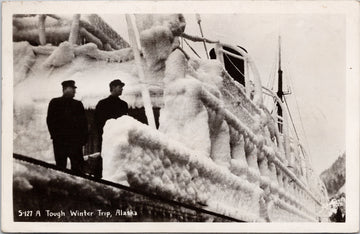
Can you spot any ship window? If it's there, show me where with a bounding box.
[209,46,247,86]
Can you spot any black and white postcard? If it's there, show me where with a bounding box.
[2,0,359,232]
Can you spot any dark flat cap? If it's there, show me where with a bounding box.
[61,80,77,88]
[109,79,125,88]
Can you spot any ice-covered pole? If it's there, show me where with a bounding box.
[68,14,81,45]
[38,14,46,45]
[125,14,156,129]
[196,14,209,59]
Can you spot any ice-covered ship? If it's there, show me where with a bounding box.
[13,14,328,222]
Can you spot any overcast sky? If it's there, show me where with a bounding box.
[101,14,345,174]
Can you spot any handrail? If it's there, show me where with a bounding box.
[125,122,315,221]
[199,87,321,206]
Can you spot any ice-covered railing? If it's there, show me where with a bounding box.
[182,31,323,199]
[102,116,266,222]
[182,32,296,178]
[101,80,322,221]
[102,112,319,221]
[198,85,322,221]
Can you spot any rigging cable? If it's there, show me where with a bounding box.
[283,96,301,143]
[265,52,278,108]
[266,46,278,91]
[182,38,201,59]
[223,52,245,78]
[286,60,313,161]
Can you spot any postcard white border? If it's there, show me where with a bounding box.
[2,0,359,232]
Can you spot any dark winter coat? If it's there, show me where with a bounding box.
[46,96,88,145]
[95,95,128,137]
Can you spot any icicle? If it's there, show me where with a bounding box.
[125,14,156,129]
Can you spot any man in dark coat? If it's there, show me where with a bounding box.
[95,79,128,151]
[46,80,88,173]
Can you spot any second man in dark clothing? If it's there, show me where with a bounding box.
[95,79,129,151]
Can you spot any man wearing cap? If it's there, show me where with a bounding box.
[46,80,88,173]
[95,79,128,151]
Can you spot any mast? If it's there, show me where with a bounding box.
[276,35,284,133]
[196,14,209,59]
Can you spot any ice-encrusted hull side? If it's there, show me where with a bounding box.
[13,156,238,222]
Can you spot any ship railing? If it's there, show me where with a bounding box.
[181,33,323,210]
[103,84,322,221]
[103,114,317,221]
[198,86,322,220]
[182,33,291,173]
[103,117,267,222]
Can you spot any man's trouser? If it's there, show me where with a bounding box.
[53,140,84,173]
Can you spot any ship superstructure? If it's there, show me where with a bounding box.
[12,14,328,222]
